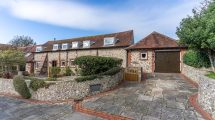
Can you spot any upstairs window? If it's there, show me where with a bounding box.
[35,46,43,52]
[72,42,79,48]
[62,43,69,50]
[53,44,59,50]
[104,37,115,46]
[83,40,91,48]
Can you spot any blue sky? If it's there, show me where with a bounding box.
[0,0,202,44]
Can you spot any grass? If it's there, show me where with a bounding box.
[206,71,215,79]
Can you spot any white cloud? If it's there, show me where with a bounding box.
[0,0,202,41]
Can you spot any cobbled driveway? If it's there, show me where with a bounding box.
[83,73,204,120]
[0,96,103,120]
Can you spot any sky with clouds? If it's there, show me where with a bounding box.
[0,0,203,44]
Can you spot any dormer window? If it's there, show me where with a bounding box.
[35,46,43,52]
[104,37,116,46]
[72,42,79,48]
[53,44,59,50]
[83,40,91,48]
[62,43,69,50]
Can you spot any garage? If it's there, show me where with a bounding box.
[155,50,180,73]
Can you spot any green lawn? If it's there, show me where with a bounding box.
[206,71,215,79]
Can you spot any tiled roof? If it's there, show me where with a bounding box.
[0,44,16,50]
[39,30,134,52]
[127,31,183,50]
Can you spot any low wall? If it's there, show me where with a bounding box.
[0,71,123,101]
[0,78,19,95]
[182,64,215,118]
[198,76,215,118]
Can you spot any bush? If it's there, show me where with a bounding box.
[13,75,31,99]
[74,56,122,76]
[183,50,210,68]
[61,67,73,76]
[99,67,122,76]
[50,67,61,78]
[29,79,46,91]
[75,75,98,82]
[2,72,13,79]
[206,71,215,79]
[46,77,57,81]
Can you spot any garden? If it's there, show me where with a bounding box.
[0,54,123,100]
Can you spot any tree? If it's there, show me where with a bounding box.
[9,35,36,47]
[0,50,25,72]
[176,0,215,72]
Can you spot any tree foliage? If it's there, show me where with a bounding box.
[0,50,25,72]
[9,35,36,47]
[176,0,215,71]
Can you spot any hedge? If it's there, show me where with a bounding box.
[74,56,122,76]
[183,50,210,68]
[13,75,31,99]
[99,67,122,76]
[75,75,98,82]
[29,79,46,91]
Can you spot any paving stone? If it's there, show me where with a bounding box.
[166,101,185,110]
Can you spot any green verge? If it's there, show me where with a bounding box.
[206,71,215,79]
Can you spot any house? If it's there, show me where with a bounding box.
[127,31,186,73]
[33,30,134,75]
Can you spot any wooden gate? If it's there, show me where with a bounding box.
[124,67,141,82]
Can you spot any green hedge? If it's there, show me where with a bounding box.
[99,67,122,76]
[74,56,122,76]
[183,50,210,68]
[29,79,46,91]
[13,75,31,99]
[50,67,61,78]
[75,75,98,82]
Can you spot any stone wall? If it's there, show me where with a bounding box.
[198,75,215,118]
[181,64,215,118]
[32,71,123,101]
[0,71,123,101]
[0,78,18,95]
[129,50,153,73]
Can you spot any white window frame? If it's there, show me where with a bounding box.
[53,44,59,50]
[35,62,40,69]
[62,43,69,50]
[61,60,66,67]
[83,40,91,48]
[70,59,75,67]
[140,51,148,60]
[104,37,115,46]
[36,46,42,52]
[72,42,79,48]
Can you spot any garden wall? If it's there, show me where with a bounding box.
[182,64,215,118]
[0,78,19,95]
[0,71,123,101]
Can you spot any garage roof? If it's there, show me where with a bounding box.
[127,31,184,50]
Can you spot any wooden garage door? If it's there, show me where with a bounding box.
[155,51,180,73]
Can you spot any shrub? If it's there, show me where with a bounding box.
[2,72,13,79]
[61,67,73,76]
[46,77,57,81]
[13,75,31,99]
[75,75,98,82]
[183,50,210,68]
[206,71,215,79]
[74,56,122,76]
[99,67,122,76]
[50,67,61,78]
[29,79,46,91]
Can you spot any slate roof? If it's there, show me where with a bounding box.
[39,30,134,52]
[127,31,184,50]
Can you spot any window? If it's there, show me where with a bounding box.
[62,43,69,50]
[53,44,59,50]
[83,40,91,48]
[72,42,79,48]
[52,60,57,67]
[36,46,43,52]
[70,59,75,67]
[104,37,115,46]
[140,52,148,60]
[61,60,66,67]
[35,62,40,69]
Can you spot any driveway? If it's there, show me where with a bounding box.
[0,96,103,120]
[82,73,204,120]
